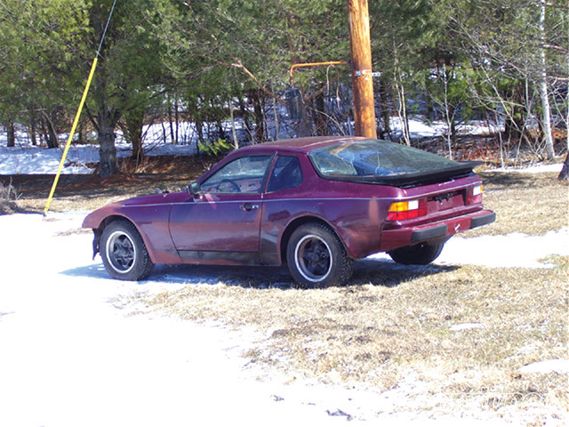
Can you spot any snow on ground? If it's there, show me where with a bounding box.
[0,117,507,175]
[0,141,198,175]
[489,163,564,174]
[0,212,567,426]
[0,121,205,175]
[390,117,502,139]
[369,228,569,268]
[0,213,374,427]
[0,213,567,426]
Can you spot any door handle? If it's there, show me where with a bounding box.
[241,202,259,212]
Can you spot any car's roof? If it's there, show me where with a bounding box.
[236,136,370,154]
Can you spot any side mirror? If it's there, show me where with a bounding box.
[188,181,201,196]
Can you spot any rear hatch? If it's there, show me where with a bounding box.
[308,139,483,223]
[308,138,479,188]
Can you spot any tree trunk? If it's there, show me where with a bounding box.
[6,121,15,147]
[174,97,180,145]
[98,111,118,177]
[78,119,84,145]
[539,0,555,160]
[230,103,239,149]
[29,110,38,146]
[40,117,49,146]
[293,89,313,137]
[558,153,569,180]
[504,103,525,142]
[442,63,453,159]
[195,117,204,144]
[314,91,328,136]
[393,43,410,145]
[168,97,175,144]
[273,95,280,140]
[297,100,313,137]
[379,79,392,139]
[217,119,225,140]
[124,109,145,163]
[250,89,265,143]
[40,111,59,148]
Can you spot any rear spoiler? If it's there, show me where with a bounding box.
[322,161,482,188]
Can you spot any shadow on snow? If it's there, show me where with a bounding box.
[61,257,459,290]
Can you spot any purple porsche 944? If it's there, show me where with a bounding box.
[83,137,495,286]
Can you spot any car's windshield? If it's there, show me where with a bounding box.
[308,139,460,178]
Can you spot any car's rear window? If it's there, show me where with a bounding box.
[308,139,460,178]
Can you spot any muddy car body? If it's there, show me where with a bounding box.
[83,137,495,286]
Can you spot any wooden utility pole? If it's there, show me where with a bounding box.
[347,0,377,138]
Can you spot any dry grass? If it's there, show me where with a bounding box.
[0,181,21,215]
[136,169,568,423]
[472,171,569,236]
[144,258,568,422]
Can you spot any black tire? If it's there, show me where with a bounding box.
[286,223,353,287]
[100,220,154,281]
[388,241,445,265]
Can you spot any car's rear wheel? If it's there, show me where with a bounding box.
[286,223,352,287]
[100,220,153,281]
[388,241,445,265]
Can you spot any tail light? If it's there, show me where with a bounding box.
[387,199,427,221]
[467,184,483,205]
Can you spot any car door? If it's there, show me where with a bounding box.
[169,155,273,262]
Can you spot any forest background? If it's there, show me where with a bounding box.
[0,0,567,176]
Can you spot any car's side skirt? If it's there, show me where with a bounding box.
[178,250,260,266]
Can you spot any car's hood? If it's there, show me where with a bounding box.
[82,191,189,229]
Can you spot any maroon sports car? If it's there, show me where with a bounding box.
[83,137,495,286]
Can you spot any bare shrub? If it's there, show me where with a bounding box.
[0,181,20,215]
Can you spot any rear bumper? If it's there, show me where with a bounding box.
[380,210,495,251]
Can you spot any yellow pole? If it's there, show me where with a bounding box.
[43,57,98,215]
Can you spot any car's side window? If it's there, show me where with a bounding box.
[267,156,303,193]
[201,155,272,194]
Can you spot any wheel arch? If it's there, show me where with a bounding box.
[279,215,349,264]
[93,215,157,263]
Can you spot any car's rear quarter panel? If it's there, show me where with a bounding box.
[261,153,486,263]
[260,154,402,263]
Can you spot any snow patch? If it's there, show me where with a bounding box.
[439,229,569,268]
[520,360,569,375]
[0,141,197,175]
[490,163,563,174]
[390,117,502,139]
[450,323,485,331]
[368,228,568,269]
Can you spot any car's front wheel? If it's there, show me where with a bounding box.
[100,220,154,281]
[286,223,353,287]
[388,241,445,265]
